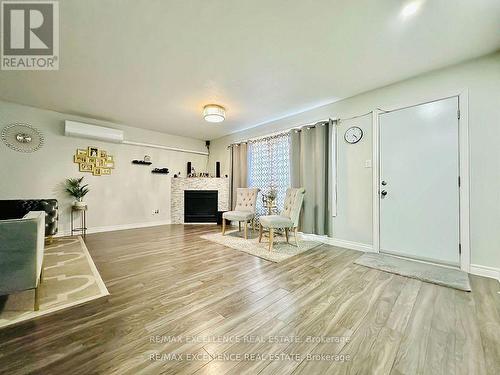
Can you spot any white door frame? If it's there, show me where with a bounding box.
[372,90,470,272]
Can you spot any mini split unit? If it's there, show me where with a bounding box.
[63,120,208,156]
[64,120,124,143]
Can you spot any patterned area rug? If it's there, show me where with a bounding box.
[0,236,109,329]
[355,253,471,291]
[201,230,322,262]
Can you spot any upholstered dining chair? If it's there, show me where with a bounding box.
[222,188,260,239]
[259,188,305,251]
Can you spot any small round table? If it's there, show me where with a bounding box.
[71,205,88,238]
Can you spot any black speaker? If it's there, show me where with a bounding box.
[187,162,191,175]
[216,161,221,178]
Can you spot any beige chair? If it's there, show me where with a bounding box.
[259,188,305,251]
[222,188,260,239]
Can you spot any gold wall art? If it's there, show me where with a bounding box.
[73,147,114,176]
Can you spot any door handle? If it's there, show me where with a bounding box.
[381,180,387,186]
[381,190,388,197]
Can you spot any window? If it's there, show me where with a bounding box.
[248,133,291,218]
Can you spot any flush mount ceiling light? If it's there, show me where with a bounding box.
[401,0,423,19]
[203,104,226,123]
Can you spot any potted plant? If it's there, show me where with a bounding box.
[262,188,277,214]
[65,176,90,208]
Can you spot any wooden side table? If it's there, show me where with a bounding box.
[71,205,88,238]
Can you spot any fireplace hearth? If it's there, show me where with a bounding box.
[184,190,218,223]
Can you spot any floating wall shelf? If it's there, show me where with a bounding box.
[132,160,152,165]
[152,168,169,174]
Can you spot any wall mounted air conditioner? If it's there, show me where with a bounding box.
[64,120,124,143]
[64,120,208,155]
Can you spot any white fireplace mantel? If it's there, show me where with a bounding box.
[171,178,230,224]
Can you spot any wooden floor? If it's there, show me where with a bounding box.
[0,225,498,375]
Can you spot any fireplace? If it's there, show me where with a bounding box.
[171,178,229,224]
[184,190,218,223]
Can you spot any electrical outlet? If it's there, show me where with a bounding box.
[152,209,160,215]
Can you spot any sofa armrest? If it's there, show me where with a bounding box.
[23,211,46,282]
[0,211,45,294]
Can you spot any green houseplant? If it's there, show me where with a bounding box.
[65,177,90,208]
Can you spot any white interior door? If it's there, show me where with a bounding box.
[379,97,460,266]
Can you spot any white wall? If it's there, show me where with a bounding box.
[208,52,500,270]
[334,114,373,246]
[0,101,208,234]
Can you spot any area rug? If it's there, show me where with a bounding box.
[0,236,109,329]
[200,230,322,262]
[354,253,471,291]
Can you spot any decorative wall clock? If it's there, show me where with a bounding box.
[1,123,44,152]
[344,126,363,144]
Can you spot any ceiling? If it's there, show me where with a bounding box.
[0,0,499,140]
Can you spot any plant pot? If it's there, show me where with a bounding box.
[73,201,86,208]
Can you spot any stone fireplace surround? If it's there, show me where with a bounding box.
[171,178,230,224]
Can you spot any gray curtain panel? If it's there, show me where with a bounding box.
[230,143,248,209]
[290,121,331,235]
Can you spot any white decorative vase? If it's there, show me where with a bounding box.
[73,200,86,208]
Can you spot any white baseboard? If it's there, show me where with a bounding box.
[56,220,171,237]
[470,264,500,281]
[299,233,374,253]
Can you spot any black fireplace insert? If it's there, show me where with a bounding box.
[184,190,218,223]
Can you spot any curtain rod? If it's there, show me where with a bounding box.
[227,118,331,148]
[337,110,374,123]
[228,110,374,147]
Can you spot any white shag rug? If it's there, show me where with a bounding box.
[200,230,321,262]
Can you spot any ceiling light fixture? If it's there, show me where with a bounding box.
[401,1,422,19]
[203,104,226,123]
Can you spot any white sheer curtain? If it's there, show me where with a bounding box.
[247,133,291,218]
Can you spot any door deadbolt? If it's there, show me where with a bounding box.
[381,180,387,186]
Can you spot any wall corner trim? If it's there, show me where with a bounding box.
[469,264,500,282]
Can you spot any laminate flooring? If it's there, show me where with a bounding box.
[0,225,498,375]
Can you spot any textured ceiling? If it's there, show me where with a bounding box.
[0,0,499,139]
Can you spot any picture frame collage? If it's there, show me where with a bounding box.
[73,147,115,176]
